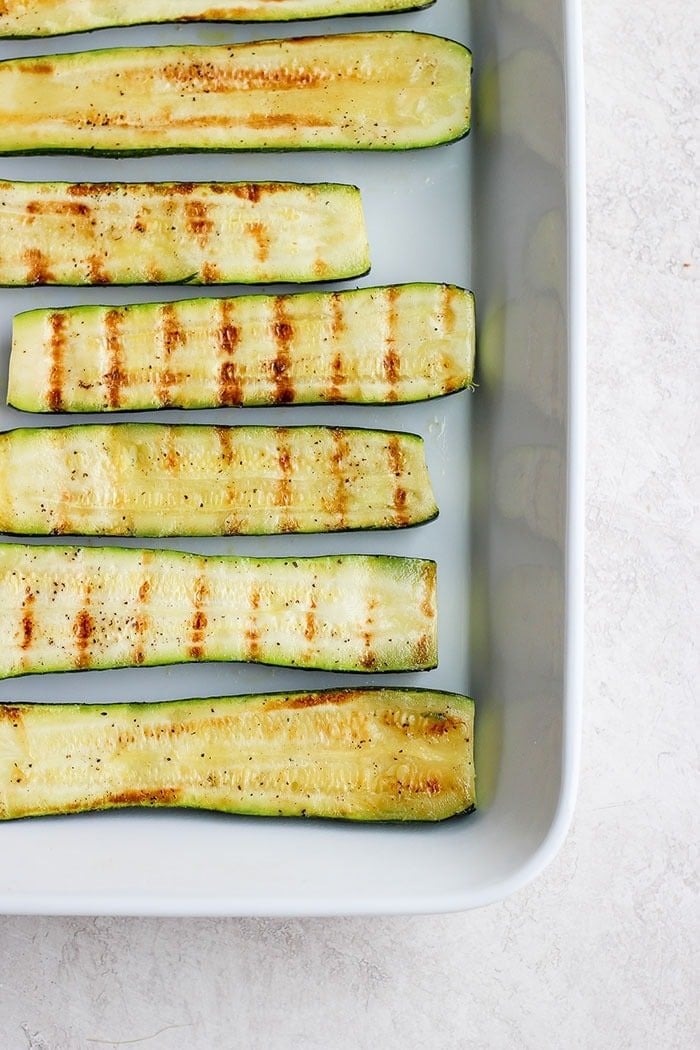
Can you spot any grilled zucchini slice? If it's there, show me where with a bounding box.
[0,0,437,37]
[0,544,437,679]
[0,180,369,287]
[0,423,438,536]
[0,34,471,155]
[8,284,474,412]
[0,689,475,822]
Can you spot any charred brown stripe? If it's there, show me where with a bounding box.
[246,220,270,263]
[413,634,431,667]
[201,262,221,282]
[383,287,401,401]
[439,284,459,386]
[188,574,210,660]
[161,62,328,92]
[184,199,214,244]
[304,595,318,645]
[360,596,378,670]
[47,311,66,411]
[325,293,347,400]
[327,428,351,526]
[387,435,409,525]
[282,690,355,710]
[73,585,94,669]
[163,428,181,473]
[101,788,182,809]
[24,247,55,286]
[245,585,261,660]
[26,200,90,217]
[157,304,185,406]
[271,297,294,403]
[19,587,35,652]
[103,309,126,409]
[132,577,151,666]
[87,254,110,284]
[218,299,243,405]
[276,432,295,530]
[440,284,457,335]
[419,562,436,620]
[216,426,234,466]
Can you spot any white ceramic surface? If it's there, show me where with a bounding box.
[0,0,585,914]
[0,0,697,1045]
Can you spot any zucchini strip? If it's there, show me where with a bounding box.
[0,180,369,286]
[0,544,437,678]
[0,689,475,822]
[8,284,474,412]
[0,34,471,154]
[0,423,438,536]
[0,0,437,38]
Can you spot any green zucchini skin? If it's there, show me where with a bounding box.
[8,284,474,412]
[0,689,475,822]
[0,1,437,38]
[0,34,471,155]
[0,423,438,536]
[0,180,370,287]
[0,544,437,679]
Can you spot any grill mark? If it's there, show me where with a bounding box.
[439,284,458,334]
[73,585,94,670]
[284,690,354,710]
[304,604,317,644]
[103,788,181,809]
[24,248,55,285]
[245,586,261,660]
[163,429,180,473]
[360,596,378,670]
[157,304,185,405]
[387,436,409,526]
[276,432,295,530]
[325,293,347,400]
[83,113,334,132]
[132,578,151,666]
[184,199,214,244]
[22,61,53,75]
[162,63,327,91]
[271,297,295,403]
[383,287,401,401]
[216,426,234,467]
[26,201,90,217]
[328,428,351,526]
[19,588,35,652]
[201,262,220,282]
[188,574,210,660]
[47,312,67,411]
[103,309,126,409]
[232,184,261,202]
[0,705,24,725]
[218,299,243,405]
[87,254,110,284]
[246,220,270,263]
[420,563,436,621]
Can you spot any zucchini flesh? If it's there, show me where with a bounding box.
[0,34,471,154]
[0,180,369,286]
[0,544,437,678]
[0,689,475,822]
[0,423,438,536]
[9,284,474,412]
[0,1,436,37]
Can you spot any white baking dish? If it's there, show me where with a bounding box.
[0,0,584,915]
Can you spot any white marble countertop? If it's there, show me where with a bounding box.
[0,2,697,1047]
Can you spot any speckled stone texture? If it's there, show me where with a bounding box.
[0,1,697,1047]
